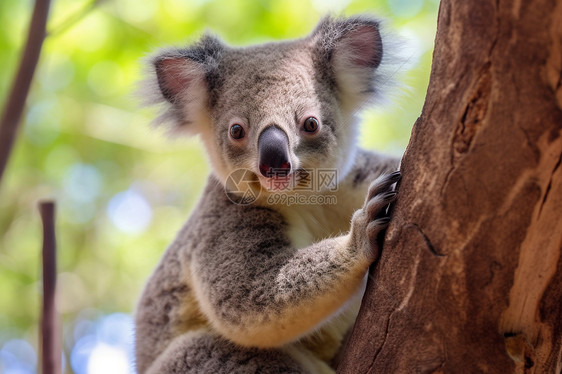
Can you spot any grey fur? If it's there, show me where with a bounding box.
[148,332,306,374]
[136,15,401,374]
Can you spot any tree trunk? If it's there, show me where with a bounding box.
[338,1,562,373]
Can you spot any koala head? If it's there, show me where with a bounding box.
[146,16,386,195]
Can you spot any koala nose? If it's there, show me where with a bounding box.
[258,126,291,178]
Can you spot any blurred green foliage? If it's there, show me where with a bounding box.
[0,0,438,372]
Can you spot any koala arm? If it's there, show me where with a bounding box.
[189,174,398,348]
[192,234,363,348]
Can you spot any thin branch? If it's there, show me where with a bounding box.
[48,0,104,37]
[0,0,51,188]
[39,201,60,374]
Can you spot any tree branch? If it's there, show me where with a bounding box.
[48,0,103,37]
[0,0,51,187]
[39,201,60,374]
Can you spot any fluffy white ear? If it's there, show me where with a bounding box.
[145,35,224,134]
[312,16,384,110]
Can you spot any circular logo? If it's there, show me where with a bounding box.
[224,168,262,205]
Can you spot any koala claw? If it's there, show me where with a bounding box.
[366,171,401,201]
[352,171,401,261]
[367,217,391,247]
[366,191,397,219]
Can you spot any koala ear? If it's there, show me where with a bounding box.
[312,16,384,109]
[145,34,224,133]
[154,57,204,104]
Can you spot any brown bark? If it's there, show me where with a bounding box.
[338,1,562,373]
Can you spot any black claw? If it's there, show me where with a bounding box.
[387,171,401,183]
[382,191,397,200]
[376,217,391,224]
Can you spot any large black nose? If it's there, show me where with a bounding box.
[258,126,291,178]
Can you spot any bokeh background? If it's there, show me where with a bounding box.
[0,0,439,372]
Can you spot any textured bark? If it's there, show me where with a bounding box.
[338,1,562,373]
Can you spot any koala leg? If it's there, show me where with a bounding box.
[145,330,311,374]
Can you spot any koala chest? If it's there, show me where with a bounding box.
[279,188,365,248]
[274,188,368,363]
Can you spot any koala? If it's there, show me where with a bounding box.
[135,15,401,374]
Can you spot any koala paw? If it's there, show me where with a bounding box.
[351,171,401,261]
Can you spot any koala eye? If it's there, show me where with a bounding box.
[303,117,319,133]
[230,124,245,140]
